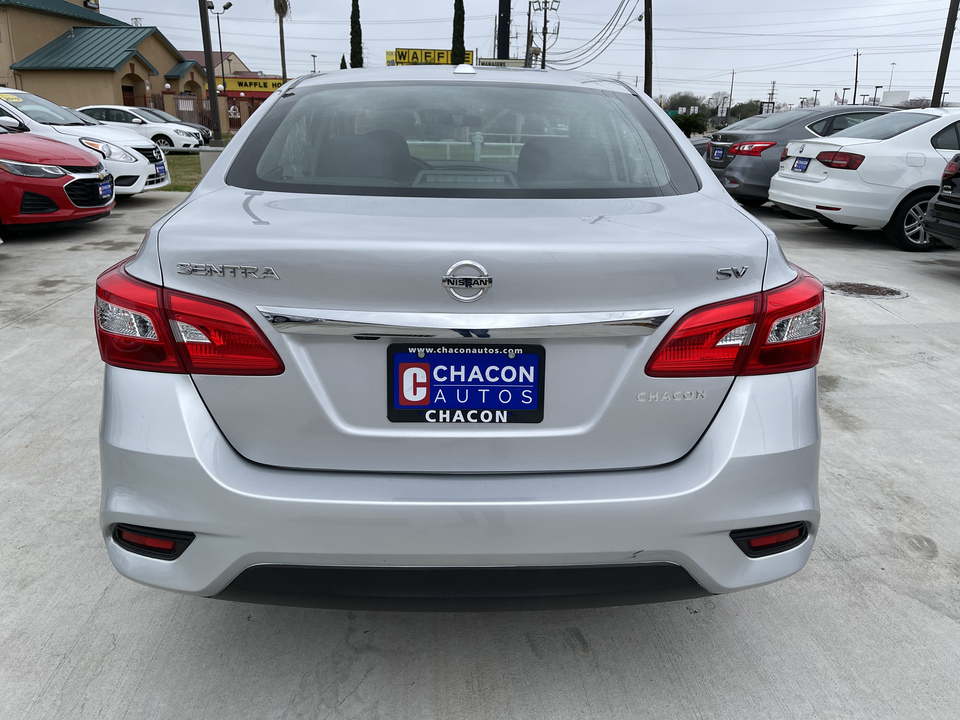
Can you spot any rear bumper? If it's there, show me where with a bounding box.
[215,563,709,611]
[769,174,897,227]
[100,365,821,606]
[710,155,779,200]
[923,199,960,249]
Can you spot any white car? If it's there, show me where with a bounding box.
[77,105,202,150]
[769,108,960,251]
[0,90,170,195]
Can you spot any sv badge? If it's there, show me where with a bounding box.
[716,266,749,280]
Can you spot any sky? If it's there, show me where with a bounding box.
[99,0,960,106]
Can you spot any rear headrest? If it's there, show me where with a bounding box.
[517,136,614,187]
[315,130,412,181]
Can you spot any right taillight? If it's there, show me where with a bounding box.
[646,268,824,378]
[95,260,284,375]
[816,151,865,170]
[942,160,959,180]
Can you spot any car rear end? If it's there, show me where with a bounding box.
[96,68,823,610]
[923,153,960,248]
[770,137,897,226]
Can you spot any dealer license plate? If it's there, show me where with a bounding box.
[155,161,166,176]
[712,147,724,161]
[98,180,113,199]
[388,343,545,423]
[792,157,810,173]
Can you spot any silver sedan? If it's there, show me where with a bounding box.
[94,66,825,610]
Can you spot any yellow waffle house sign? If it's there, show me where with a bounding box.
[387,49,474,66]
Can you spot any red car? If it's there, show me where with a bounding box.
[0,126,114,228]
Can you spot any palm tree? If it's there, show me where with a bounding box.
[274,0,290,82]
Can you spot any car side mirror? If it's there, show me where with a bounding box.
[0,116,25,131]
[133,117,145,124]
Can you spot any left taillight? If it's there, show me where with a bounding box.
[646,268,824,378]
[95,260,284,375]
[729,141,777,157]
[816,151,865,170]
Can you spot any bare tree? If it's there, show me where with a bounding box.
[274,0,290,82]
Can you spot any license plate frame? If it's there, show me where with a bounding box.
[387,343,545,423]
[792,157,810,173]
[155,161,166,176]
[98,180,113,199]
[712,147,724,161]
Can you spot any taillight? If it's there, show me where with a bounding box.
[816,151,865,170]
[780,147,789,162]
[942,160,959,180]
[706,140,712,154]
[729,141,777,157]
[95,260,284,375]
[646,268,824,378]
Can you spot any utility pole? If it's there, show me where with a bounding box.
[643,0,653,96]
[853,49,860,104]
[540,1,549,69]
[813,89,820,106]
[768,80,776,110]
[889,62,897,91]
[728,69,735,116]
[497,0,511,59]
[932,0,959,107]
[525,2,533,67]
[197,0,223,146]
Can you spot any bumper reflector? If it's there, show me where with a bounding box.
[113,524,195,560]
[815,205,842,211]
[730,522,809,557]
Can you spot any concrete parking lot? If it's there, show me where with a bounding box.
[1,194,958,719]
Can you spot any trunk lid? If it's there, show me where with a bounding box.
[779,137,881,183]
[153,187,772,473]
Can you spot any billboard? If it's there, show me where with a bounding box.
[388,49,475,66]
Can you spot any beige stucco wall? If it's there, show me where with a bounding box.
[0,9,15,87]
[16,70,120,106]
[1,6,112,89]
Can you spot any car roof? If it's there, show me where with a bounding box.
[294,66,634,93]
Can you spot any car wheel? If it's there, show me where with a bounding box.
[152,135,173,148]
[886,190,937,252]
[817,218,856,231]
[737,197,766,208]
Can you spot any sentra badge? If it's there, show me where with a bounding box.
[177,263,280,279]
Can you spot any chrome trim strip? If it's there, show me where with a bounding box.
[257,307,673,338]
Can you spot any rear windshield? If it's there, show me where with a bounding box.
[723,115,768,131]
[226,82,700,198]
[831,112,935,140]
[740,109,817,131]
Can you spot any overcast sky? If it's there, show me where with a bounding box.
[100,0,960,105]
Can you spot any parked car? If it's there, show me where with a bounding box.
[0,122,114,228]
[76,104,202,149]
[706,106,895,207]
[95,66,824,610]
[922,152,960,249]
[131,106,212,145]
[0,90,169,195]
[770,108,960,251]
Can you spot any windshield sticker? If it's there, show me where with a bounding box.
[0,94,23,102]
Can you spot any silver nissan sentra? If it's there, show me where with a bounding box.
[96,66,824,610]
